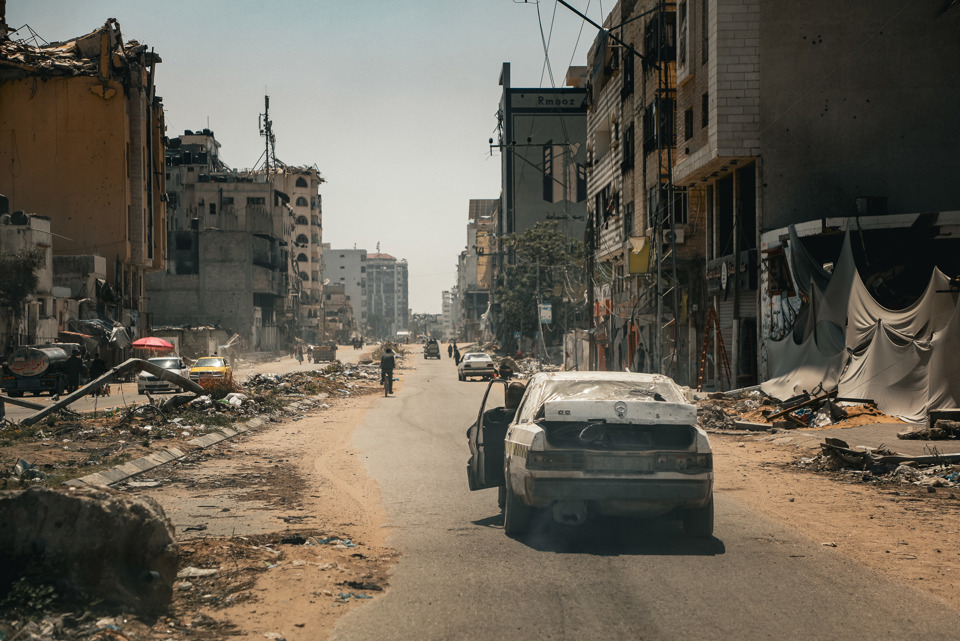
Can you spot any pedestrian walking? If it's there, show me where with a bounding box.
[447,343,453,358]
[64,349,83,393]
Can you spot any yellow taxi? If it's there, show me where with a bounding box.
[188,356,233,382]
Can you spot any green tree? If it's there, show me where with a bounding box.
[495,222,587,354]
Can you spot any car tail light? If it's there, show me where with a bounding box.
[655,453,712,473]
[526,450,585,470]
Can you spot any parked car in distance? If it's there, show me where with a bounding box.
[138,356,190,394]
[188,356,232,382]
[458,352,496,381]
[424,340,441,359]
[466,371,714,538]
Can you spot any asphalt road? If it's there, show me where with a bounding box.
[334,350,960,640]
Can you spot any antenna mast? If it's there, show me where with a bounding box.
[258,95,277,173]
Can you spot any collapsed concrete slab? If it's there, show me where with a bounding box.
[0,486,177,614]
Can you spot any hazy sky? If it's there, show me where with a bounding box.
[10,1,607,313]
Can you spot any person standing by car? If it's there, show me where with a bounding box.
[453,345,461,365]
[380,346,396,394]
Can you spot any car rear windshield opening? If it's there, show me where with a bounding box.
[540,421,697,450]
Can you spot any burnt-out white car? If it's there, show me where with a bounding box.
[467,371,714,537]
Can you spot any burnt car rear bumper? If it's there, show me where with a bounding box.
[522,476,713,512]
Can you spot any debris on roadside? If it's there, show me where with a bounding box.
[695,387,896,432]
[795,437,960,487]
[898,420,960,441]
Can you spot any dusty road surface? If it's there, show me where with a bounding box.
[6,344,960,640]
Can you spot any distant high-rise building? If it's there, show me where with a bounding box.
[367,253,408,338]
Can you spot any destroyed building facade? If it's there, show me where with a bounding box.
[456,200,496,343]
[322,245,368,340]
[0,20,167,340]
[148,129,326,348]
[148,130,291,351]
[573,0,960,399]
[366,253,409,339]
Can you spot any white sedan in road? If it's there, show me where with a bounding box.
[467,371,714,537]
[138,356,190,394]
[458,352,496,381]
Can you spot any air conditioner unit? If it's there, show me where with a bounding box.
[664,228,685,244]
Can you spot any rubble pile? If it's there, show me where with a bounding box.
[695,387,892,432]
[796,438,960,488]
[898,420,960,441]
[245,363,381,399]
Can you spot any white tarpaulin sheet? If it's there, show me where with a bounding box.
[762,230,960,422]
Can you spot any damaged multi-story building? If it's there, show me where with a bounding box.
[580,0,960,418]
[457,199,497,342]
[0,19,166,341]
[366,252,409,339]
[322,245,367,340]
[490,62,589,347]
[148,129,324,351]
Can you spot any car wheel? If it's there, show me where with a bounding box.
[9,391,23,398]
[683,498,714,538]
[497,485,506,510]
[458,372,465,381]
[503,479,530,536]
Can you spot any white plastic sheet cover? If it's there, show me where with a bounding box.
[763,228,960,421]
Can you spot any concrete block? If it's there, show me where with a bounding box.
[0,486,177,614]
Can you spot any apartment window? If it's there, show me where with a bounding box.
[297,253,308,263]
[340,265,345,269]
[643,11,676,65]
[247,196,265,205]
[296,215,308,225]
[648,185,689,228]
[221,196,234,205]
[296,234,309,245]
[684,108,694,140]
[701,93,709,128]
[296,196,308,206]
[621,46,635,98]
[209,203,216,216]
[360,266,366,273]
[622,123,635,170]
[678,1,688,69]
[643,98,676,154]
[624,202,635,237]
[296,177,308,188]
[701,0,709,64]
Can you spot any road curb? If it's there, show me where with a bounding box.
[64,416,262,488]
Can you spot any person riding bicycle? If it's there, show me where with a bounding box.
[380,347,396,391]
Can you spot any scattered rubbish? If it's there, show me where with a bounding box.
[281,534,307,545]
[340,580,383,591]
[899,420,960,440]
[177,566,218,578]
[822,542,838,547]
[796,438,960,487]
[185,524,208,532]
[12,458,45,480]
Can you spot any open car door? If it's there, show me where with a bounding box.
[466,378,510,491]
